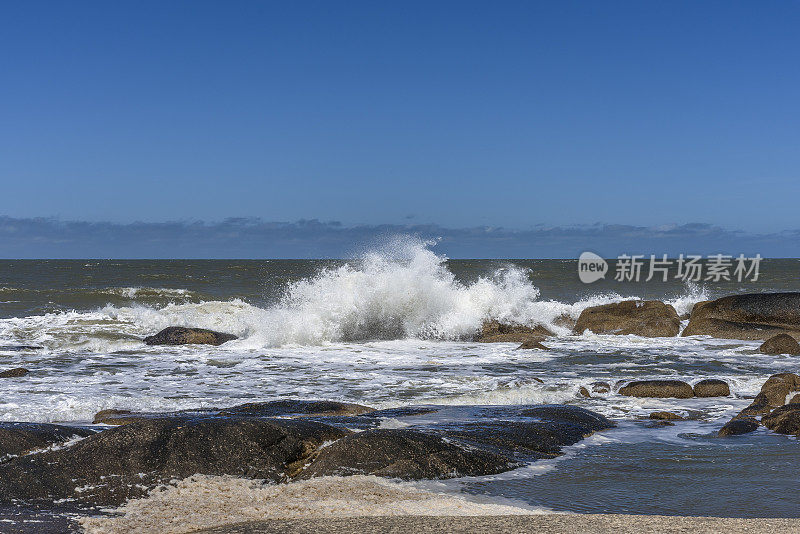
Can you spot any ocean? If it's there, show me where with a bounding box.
[1,238,800,526]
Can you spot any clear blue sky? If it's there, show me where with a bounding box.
[1,1,799,234]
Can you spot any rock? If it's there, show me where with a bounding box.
[761,404,800,435]
[591,381,611,394]
[0,423,94,459]
[751,373,800,409]
[649,411,683,420]
[474,320,554,343]
[645,420,675,428]
[718,418,759,437]
[219,400,375,417]
[92,409,158,426]
[579,387,591,398]
[618,380,694,398]
[682,293,800,340]
[552,314,576,329]
[143,327,237,346]
[790,394,800,404]
[517,339,549,350]
[573,300,680,337]
[519,405,615,434]
[693,379,730,398]
[299,429,519,480]
[0,416,347,506]
[759,334,800,355]
[0,368,29,378]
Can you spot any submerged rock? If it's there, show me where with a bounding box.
[573,300,680,337]
[591,381,611,394]
[219,400,375,417]
[649,411,683,421]
[0,368,29,378]
[618,380,694,399]
[143,327,237,346]
[519,405,615,434]
[693,379,730,398]
[298,429,520,480]
[474,320,554,343]
[718,418,759,437]
[0,423,94,459]
[758,334,800,355]
[682,293,800,340]
[517,339,549,350]
[0,416,347,506]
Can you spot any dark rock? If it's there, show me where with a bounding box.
[0,416,347,506]
[693,379,730,398]
[143,327,237,346]
[517,339,549,350]
[579,387,591,398]
[0,368,29,378]
[219,400,375,418]
[682,293,800,340]
[759,334,800,355]
[0,423,94,459]
[591,382,611,394]
[618,380,694,399]
[519,405,615,434]
[298,429,519,480]
[649,411,683,420]
[474,320,554,343]
[645,420,675,428]
[363,407,439,418]
[573,300,680,337]
[445,406,613,458]
[718,418,759,437]
[761,403,800,435]
[92,409,161,426]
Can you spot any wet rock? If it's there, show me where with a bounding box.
[718,418,759,437]
[299,429,519,480]
[790,394,800,404]
[761,404,800,435]
[618,380,694,399]
[517,339,549,350]
[0,416,347,506]
[362,407,439,418]
[143,327,237,346]
[591,381,611,394]
[759,334,800,355]
[693,379,730,398]
[751,373,800,409]
[474,320,554,343]
[573,300,680,337]
[92,409,160,426]
[649,411,683,420]
[552,314,576,329]
[219,400,375,417]
[579,387,591,398]
[519,405,615,434]
[645,420,675,428]
[682,293,800,340]
[0,368,29,378]
[0,423,94,459]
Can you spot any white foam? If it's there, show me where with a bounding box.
[78,474,538,534]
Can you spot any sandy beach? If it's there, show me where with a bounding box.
[197,515,800,534]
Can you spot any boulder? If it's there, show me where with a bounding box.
[682,293,800,340]
[0,368,29,378]
[299,429,519,480]
[0,423,94,459]
[759,334,800,355]
[750,373,800,409]
[573,300,680,337]
[618,380,694,399]
[718,418,759,437]
[0,416,347,506]
[649,411,683,421]
[693,379,730,398]
[517,339,549,350]
[474,320,554,343]
[143,327,237,346]
[761,404,800,435]
[578,387,591,398]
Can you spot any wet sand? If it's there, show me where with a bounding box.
[196,514,800,534]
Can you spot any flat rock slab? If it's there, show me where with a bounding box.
[0,423,94,459]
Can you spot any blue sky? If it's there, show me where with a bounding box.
[1,2,799,256]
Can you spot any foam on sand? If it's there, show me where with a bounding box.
[79,474,537,534]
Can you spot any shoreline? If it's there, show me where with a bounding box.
[194,515,800,534]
